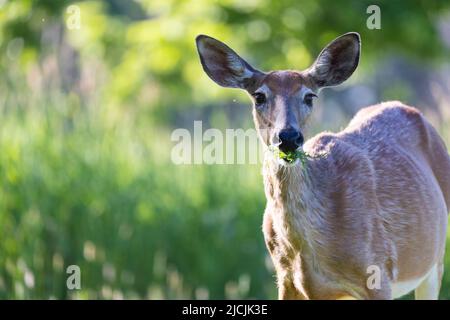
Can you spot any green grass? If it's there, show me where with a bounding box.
[0,96,275,299]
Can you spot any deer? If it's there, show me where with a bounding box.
[195,32,450,300]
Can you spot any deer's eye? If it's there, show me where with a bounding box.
[252,92,266,106]
[304,93,317,107]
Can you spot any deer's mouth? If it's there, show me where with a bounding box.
[269,145,305,167]
[278,157,301,167]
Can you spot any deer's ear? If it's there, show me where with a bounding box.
[196,35,262,89]
[307,32,360,89]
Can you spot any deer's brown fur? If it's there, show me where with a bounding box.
[196,33,450,299]
[262,101,449,299]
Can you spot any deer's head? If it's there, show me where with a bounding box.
[196,33,360,163]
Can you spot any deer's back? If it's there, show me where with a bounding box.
[304,101,450,283]
[341,101,450,213]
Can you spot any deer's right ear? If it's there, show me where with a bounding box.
[196,35,261,89]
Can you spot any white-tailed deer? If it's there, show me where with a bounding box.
[196,32,450,299]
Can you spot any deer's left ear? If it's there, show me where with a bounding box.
[307,32,360,89]
[196,35,262,89]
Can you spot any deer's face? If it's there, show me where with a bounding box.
[248,71,316,153]
[196,33,360,160]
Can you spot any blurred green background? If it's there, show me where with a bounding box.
[1,0,450,299]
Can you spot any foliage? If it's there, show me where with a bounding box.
[0,90,272,298]
[1,0,450,115]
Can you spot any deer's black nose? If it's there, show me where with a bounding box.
[278,130,304,153]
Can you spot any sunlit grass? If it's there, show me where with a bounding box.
[0,93,273,299]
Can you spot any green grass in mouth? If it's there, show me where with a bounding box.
[269,146,328,164]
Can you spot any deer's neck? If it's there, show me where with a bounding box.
[263,155,323,251]
[263,156,311,210]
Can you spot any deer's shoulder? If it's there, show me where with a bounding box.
[305,132,375,180]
